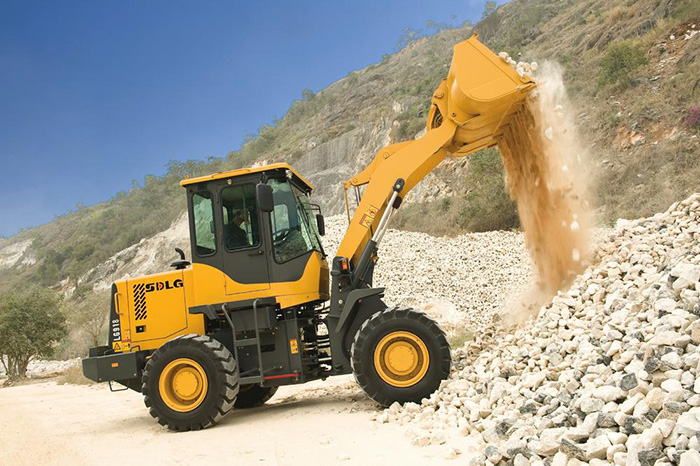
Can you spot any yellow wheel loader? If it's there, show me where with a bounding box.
[82,34,535,431]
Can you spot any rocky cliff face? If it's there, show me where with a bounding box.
[294,118,456,216]
[74,213,190,295]
[0,239,35,271]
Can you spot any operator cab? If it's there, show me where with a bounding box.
[180,163,328,302]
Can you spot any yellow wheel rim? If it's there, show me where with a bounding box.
[158,358,208,412]
[373,331,429,388]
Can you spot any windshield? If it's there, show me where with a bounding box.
[269,179,322,263]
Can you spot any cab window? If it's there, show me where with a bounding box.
[269,179,321,263]
[192,191,216,256]
[221,184,260,251]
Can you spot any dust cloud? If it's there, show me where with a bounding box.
[497,62,592,325]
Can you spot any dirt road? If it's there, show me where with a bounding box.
[0,376,478,465]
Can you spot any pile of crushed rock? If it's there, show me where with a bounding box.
[380,194,700,465]
[323,215,533,334]
[0,358,79,379]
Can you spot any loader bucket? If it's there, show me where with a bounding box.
[427,34,536,156]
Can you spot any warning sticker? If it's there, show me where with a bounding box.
[289,338,299,354]
[112,341,130,352]
[359,205,379,229]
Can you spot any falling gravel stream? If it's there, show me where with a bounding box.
[498,62,592,322]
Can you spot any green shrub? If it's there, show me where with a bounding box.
[391,116,426,142]
[0,287,66,379]
[394,148,518,235]
[599,40,647,88]
[457,148,519,232]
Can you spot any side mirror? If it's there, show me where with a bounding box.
[256,183,274,213]
[316,214,325,236]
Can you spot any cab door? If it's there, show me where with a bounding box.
[219,182,270,295]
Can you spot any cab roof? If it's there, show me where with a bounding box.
[180,163,313,190]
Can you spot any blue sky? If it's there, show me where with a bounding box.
[0,0,495,238]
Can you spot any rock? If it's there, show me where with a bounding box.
[653,418,676,438]
[661,379,683,393]
[607,432,628,445]
[560,438,587,461]
[484,445,503,463]
[594,386,625,402]
[620,373,638,391]
[581,397,605,414]
[691,435,700,450]
[404,402,420,414]
[680,449,700,466]
[389,402,402,414]
[676,409,700,436]
[690,320,700,345]
[598,413,617,428]
[650,331,683,346]
[607,443,626,462]
[443,446,461,460]
[513,453,529,466]
[627,427,663,466]
[552,452,568,466]
[661,351,682,370]
[538,428,566,455]
[585,435,611,460]
[645,356,661,373]
[638,448,664,466]
[646,388,665,411]
[496,418,515,438]
[670,262,700,291]
[623,416,652,435]
[613,451,627,465]
[621,393,645,414]
[411,434,431,447]
[654,298,677,313]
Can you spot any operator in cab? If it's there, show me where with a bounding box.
[225,208,250,249]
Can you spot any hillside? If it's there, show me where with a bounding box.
[1,0,699,309]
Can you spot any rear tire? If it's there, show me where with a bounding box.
[142,334,239,431]
[234,384,278,408]
[351,308,450,407]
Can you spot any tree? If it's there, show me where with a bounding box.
[483,1,497,18]
[75,291,109,348]
[0,287,66,379]
[395,26,422,50]
[301,89,316,101]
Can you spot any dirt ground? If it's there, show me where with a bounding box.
[0,375,479,465]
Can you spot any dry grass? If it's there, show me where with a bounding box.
[606,6,633,25]
[58,364,94,385]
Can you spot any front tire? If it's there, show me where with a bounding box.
[142,334,239,431]
[351,308,450,407]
